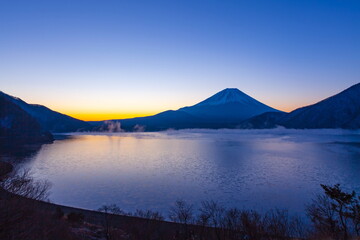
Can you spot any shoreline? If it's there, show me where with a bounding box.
[0,160,210,238]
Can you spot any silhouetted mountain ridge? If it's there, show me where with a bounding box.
[238,112,287,129]
[3,83,360,135]
[0,91,91,132]
[0,94,53,145]
[280,83,360,129]
[238,83,360,129]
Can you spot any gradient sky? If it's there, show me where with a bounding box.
[1,0,359,121]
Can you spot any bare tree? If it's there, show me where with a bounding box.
[223,208,241,240]
[306,184,357,240]
[169,200,194,225]
[199,200,225,240]
[134,209,164,221]
[288,215,307,239]
[321,184,355,240]
[239,210,265,240]
[263,209,290,239]
[0,169,82,240]
[307,194,341,239]
[132,209,165,240]
[1,168,51,201]
[98,204,124,240]
[169,200,194,239]
[351,196,360,236]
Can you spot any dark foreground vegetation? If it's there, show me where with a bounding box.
[1,166,360,240]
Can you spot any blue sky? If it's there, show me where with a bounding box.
[1,0,359,120]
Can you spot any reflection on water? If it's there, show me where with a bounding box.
[0,142,44,164]
[13,129,360,215]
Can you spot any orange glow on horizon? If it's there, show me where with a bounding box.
[275,103,310,113]
[66,111,160,121]
[61,103,304,122]
[274,106,294,113]
[65,107,296,122]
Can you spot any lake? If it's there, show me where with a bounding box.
[6,129,360,216]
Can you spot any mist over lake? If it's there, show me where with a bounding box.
[11,129,360,215]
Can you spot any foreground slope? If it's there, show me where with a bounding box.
[0,91,90,132]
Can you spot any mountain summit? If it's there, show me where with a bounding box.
[195,88,262,106]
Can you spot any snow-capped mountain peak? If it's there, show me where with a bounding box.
[177,88,281,123]
[195,88,261,106]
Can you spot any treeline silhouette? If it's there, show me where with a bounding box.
[1,169,360,240]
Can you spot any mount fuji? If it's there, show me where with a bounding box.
[100,88,282,131]
[179,88,281,123]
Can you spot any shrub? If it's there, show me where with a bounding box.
[67,212,85,223]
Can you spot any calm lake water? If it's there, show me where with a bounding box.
[8,129,360,215]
